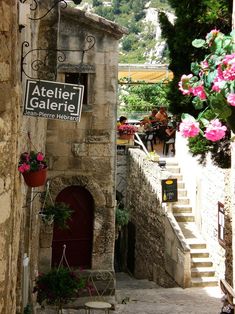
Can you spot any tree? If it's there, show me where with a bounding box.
[119,82,170,114]
[158,0,232,115]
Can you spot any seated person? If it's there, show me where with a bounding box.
[117,116,127,128]
[149,108,159,124]
[163,122,176,154]
[139,116,153,132]
[155,107,168,125]
[165,122,176,139]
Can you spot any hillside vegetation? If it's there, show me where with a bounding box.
[87,0,173,63]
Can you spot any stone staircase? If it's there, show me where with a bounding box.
[165,159,218,287]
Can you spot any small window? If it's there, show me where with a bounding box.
[65,73,88,105]
[218,202,225,248]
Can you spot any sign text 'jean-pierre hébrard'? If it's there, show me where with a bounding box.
[23,79,84,122]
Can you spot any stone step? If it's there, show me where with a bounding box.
[191,267,215,278]
[170,174,183,180]
[176,197,190,205]
[174,213,195,222]
[178,222,203,240]
[177,181,185,189]
[191,258,213,268]
[178,189,187,197]
[162,158,178,166]
[172,204,192,213]
[190,249,209,258]
[188,241,207,249]
[166,166,181,173]
[191,277,218,287]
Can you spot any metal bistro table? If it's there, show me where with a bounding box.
[85,301,112,313]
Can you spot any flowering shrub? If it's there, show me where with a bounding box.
[18,151,47,173]
[178,29,235,141]
[117,124,138,135]
[33,267,87,313]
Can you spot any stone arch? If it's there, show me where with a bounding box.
[48,175,106,209]
[42,175,114,270]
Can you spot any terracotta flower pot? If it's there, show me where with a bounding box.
[22,168,47,187]
[119,133,134,140]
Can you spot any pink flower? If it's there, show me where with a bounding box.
[118,124,137,134]
[200,61,209,73]
[227,93,235,106]
[206,29,220,45]
[178,74,193,95]
[37,152,44,161]
[18,163,30,173]
[217,54,235,81]
[190,85,207,100]
[204,119,227,141]
[179,120,200,138]
[212,75,225,92]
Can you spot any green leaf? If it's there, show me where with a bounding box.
[191,62,200,75]
[204,70,216,87]
[209,93,232,119]
[230,30,235,39]
[181,113,195,121]
[192,39,206,48]
[199,117,209,127]
[192,97,204,110]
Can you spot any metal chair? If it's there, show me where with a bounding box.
[85,270,115,313]
[143,132,154,151]
[163,137,175,155]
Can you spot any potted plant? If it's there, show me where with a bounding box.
[18,151,48,187]
[40,202,73,230]
[33,267,86,314]
[146,151,160,162]
[115,204,129,239]
[178,29,235,141]
[117,124,138,141]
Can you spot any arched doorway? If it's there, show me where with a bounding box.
[52,185,94,268]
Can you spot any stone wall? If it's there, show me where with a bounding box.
[125,149,178,287]
[0,2,22,312]
[43,8,126,271]
[0,1,61,313]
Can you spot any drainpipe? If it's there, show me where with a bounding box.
[22,253,29,308]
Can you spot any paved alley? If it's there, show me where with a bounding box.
[113,272,222,314]
[38,272,223,314]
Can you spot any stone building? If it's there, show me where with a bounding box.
[0,1,126,313]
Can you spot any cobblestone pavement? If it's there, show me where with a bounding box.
[38,272,223,314]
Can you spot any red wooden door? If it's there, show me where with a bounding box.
[52,186,94,268]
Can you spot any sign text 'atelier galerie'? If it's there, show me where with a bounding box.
[23,80,84,122]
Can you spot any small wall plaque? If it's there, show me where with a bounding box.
[161,179,178,202]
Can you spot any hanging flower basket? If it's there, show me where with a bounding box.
[22,168,47,187]
[18,151,48,187]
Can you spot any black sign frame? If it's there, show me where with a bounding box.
[23,79,84,122]
[161,179,178,202]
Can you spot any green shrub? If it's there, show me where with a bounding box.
[116,206,129,227]
[34,268,86,313]
[42,202,73,229]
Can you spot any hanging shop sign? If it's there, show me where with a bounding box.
[23,79,84,122]
[161,179,178,202]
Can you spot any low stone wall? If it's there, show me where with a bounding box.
[124,148,190,287]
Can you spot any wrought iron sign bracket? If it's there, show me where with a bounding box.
[19,0,68,21]
[21,35,96,80]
